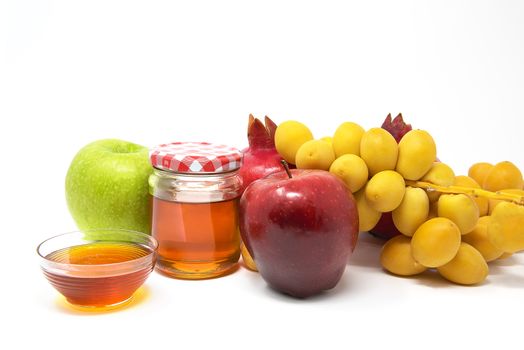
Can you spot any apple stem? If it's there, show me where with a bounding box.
[281,160,293,179]
[406,180,524,205]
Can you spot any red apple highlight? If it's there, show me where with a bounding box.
[240,168,358,298]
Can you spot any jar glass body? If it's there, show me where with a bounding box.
[149,168,242,279]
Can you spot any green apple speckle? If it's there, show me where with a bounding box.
[65,139,153,235]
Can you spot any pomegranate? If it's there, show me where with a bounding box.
[369,212,403,240]
[381,113,412,143]
[239,114,283,192]
[370,113,413,239]
[239,114,283,272]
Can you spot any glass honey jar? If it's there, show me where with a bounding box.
[149,142,243,279]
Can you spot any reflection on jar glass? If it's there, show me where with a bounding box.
[149,142,242,279]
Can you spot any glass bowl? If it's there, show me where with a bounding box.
[37,229,158,310]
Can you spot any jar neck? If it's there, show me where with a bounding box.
[149,168,241,203]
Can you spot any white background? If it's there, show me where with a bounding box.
[1,1,523,349]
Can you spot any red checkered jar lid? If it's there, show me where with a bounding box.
[150,142,242,174]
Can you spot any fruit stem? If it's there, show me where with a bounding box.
[281,160,293,179]
[406,180,524,205]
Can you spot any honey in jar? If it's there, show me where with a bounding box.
[149,142,243,279]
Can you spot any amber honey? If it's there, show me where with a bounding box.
[148,142,243,279]
[43,242,155,308]
[152,197,241,279]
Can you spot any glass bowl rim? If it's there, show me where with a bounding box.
[37,228,158,270]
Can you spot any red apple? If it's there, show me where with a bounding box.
[239,168,358,298]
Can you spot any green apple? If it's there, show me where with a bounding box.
[65,139,153,235]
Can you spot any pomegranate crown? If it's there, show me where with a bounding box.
[247,114,278,149]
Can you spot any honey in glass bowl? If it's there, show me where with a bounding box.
[37,230,157,310]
